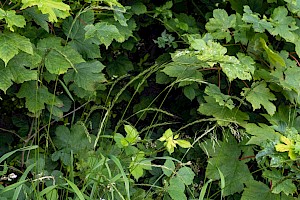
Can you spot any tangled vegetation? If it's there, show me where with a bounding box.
[1,0,300,199]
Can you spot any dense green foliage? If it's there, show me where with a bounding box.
[1,0,300,199]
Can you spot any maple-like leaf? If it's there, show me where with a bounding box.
[85,22,124,48]
[204,84,234,109]
[37,37,85,75]
[205,9,236,42]
[0,32,33,66]
[241,82,277,115]
[63,61,106,91]
[0,52,41,92]
[244,123,280,146]
[200,136,253,196]
[221,53,255,82]
[242,6,272,33]
[0,9,26,32]
[280,66,300,94]
[268,6,298,42]
[17,81,63,116]
[21,0,70,22]
[198,96,249,126]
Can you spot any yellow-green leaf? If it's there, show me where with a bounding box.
[176,139,192,148]
[21,0,70,22]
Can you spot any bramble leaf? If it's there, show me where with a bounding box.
[21,0,70,22]
[241,82,277,115]
[63,61,106,91]
[241,180,281,200]
[129,151,151,180]
[167,176,186,200]
[17,81,63,116]
[0,9,26,31]
[177,167,195,185]
[206,9,236,42]
[163,159,175,177]
[0,33,33,66]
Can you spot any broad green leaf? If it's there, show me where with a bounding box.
[102,17,137,42]
[234,13,251,45]
[114,7,128,26]
[17,81,63,116]
[198,96,249,126]
[260,38,285,68]
[54,123,94,154]
[106,55,134,77]
[129,151,151,180]
[162,51,204,86]
[62,11,94,40]
[221,53,255,81]
[280,66,300,93]
[205,84,234,109]
[241,82,276,115]
[62,11,100,59]
[163,159,175,177]
[242,6,272,33]
[167,176,187,200]
[165,13,199,34]
[268,6,298,42]
[200,136,253,196]
[24,7,49,32]
[63,61,106,91]
[205,9,236,42]
[131,2,147,15]
[244,123,280,146]
[0,9,26,31]
[183,85,196,100]
[241,180,281,200]
[0,33,33,66]
[85,22,124,48]
[21,0,70,22]
[177,167,195,185]
[0,52,40,92]
[37,37,85,74]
